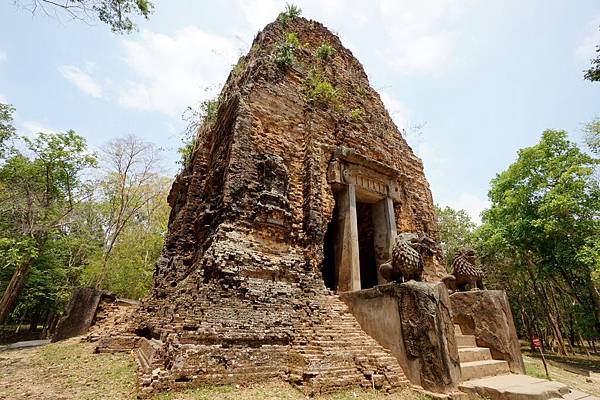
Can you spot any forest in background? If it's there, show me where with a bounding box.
[437,123,600,355]
[0,102,171,334]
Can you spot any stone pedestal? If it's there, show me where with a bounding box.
[450,290,525,374]
[340,282,461,393]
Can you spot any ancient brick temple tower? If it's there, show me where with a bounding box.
[129,16,447,397]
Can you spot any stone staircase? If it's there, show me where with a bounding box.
[455,324,510,381]
[455,325,599,400]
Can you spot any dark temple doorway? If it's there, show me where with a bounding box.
[356,202,378,289]
[322,202,338,290]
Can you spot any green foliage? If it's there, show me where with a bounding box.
[434,205,476,270]
[479,129,600,342]
[95,0,154,33]
[305,73,338,107]
[80,175,169,299]
[201,98,219,123]
[584,27,600,82]
[316,42,336,61]
[232,57,246,76]
[13,0,153,34]
[0,103,16,158]
[0,128,97,322]
[0,118,169,323]
[285,32,300,48]
[180,98,221,167]
[583,118,600,155]
[350,107,364,120]
[277,3,302,26]
[273,32,300,68]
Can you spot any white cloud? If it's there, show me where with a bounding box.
[59,65,103,98]
[377,0,474,75]
[575,15,600,63]
[22,120,57,135]
[236,0,474,76]
[117,26,238,118]
[379,91,410,129]
[0,50,6,63]
[444,192,490,224]
[238,0,281,33]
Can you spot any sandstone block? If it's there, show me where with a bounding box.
[450,290,525,374]
[52,287,102,342]
[340,282,461,392]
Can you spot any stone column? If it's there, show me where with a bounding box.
[335,184,361,292]
[372,197,397,284]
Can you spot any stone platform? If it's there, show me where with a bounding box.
[459,374,599,400]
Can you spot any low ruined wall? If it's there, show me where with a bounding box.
[340,282,461,393]
[450,290,525,374]
[52,287,102,342]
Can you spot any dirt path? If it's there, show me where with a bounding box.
[0,338,137,400]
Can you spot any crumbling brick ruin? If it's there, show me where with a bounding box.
[109,16,451,397]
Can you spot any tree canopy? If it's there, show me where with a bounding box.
[15,0,153,33]
[0,103,170,328]
[584,25,600,82]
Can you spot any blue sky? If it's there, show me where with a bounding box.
[1,0,599,222]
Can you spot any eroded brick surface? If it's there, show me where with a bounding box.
[101,17,446,397]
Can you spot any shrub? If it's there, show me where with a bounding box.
[316,42,336,61]
[285,32,299,48]
[350,107,363,120]
[201,98,219,123]
[232,57,246,76]
[305,73,338,107]
[273,32,299,68]
[278,3,302,26]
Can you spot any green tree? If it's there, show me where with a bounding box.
[584,26,600,82]
[0,103,16,157]
[14,0,153,33]
[81,176,169,299]
[0,128,96,324]
[434,205,476,270]
[482,130,600,353]
[583,118,600,155]
[86,135,167,292]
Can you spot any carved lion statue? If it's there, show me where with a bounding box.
[447,246,485,292]
[379,232,435,283]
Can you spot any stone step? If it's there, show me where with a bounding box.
[456,334,477,348]
[459,374,570,400]
[455,324,463,335]
[461,359,510,381]
[560,389,600,400]
[458,347,492,363]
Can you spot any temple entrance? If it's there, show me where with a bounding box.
[322,203,338,290]
[324,149,401,293]
[322,186,397,293]
[357,202,378,289]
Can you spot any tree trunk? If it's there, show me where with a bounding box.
[524,256,568,355]
[0,259,33,325]
[516,295,535,348]
[29,308,41,332]
[589,284,600,332]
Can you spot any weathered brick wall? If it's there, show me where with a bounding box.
[125,17,446,397]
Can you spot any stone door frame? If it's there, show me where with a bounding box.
[327,147,402,292]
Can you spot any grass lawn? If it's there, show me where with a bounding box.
[523,354,600,396]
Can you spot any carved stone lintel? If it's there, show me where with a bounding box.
[327,148,402,202]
